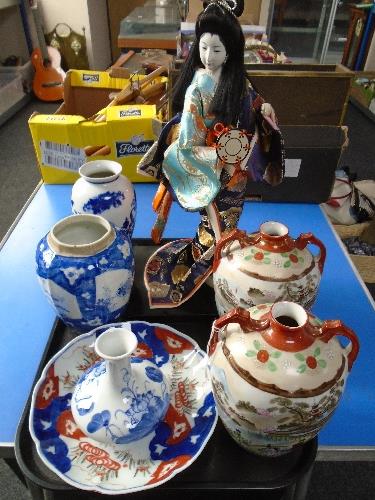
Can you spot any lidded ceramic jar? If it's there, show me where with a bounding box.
[212,221,326,315]
[208,302,359,456]
[36,214,135,331]
[71,160,136,237]
[72,326,170,445]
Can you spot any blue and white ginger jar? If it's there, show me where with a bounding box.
[71,160,136,237]
[36,214,135,331]
[71,326,170,445]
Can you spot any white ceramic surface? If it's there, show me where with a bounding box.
[208,302,359,456]
[71,160,136,237]
[213,222,326,315]
[30,321,217,494]
[71,326,170,446]
[36,214,135,331]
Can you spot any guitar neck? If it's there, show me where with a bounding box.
[31,5,49,62]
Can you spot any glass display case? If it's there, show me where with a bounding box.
[268,0,354,63]
[320,0,356,63]
[118,0,182,51]
[119,0,180,37]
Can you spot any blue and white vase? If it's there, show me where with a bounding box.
[36,214,135,331]
[71,326,170,445]
[71,160,136,237]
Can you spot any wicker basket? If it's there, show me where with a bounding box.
[333,222,371,239]
[333,222,374,283]
[349,255,375,283]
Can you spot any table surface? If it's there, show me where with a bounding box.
[1,183,374,459]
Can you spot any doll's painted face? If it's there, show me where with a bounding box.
[199,33,227,73]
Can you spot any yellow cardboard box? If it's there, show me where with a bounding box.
[29,70,165,183]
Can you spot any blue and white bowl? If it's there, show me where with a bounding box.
[36,214,135,331]
[71,160,136,238]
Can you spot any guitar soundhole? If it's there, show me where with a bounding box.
[88,170,113,179]
[275,315,299,327]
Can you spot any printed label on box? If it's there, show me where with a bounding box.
[119,109,142,117]
[44,115,67,122]
[285,159,301,178]
[40,140,86,172]
[116,139,153,157]
[82,73,100,83]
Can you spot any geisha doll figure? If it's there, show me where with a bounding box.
[138,0,285,309]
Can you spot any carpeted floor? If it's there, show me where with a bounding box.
[0,460,31,499]
[0,98,57,241]
[0,97,374,499]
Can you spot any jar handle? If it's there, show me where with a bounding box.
[212,229,259,272]
[209,307,269,357]
[295,232,326,274]
[214,307,270,333]
[317,320,360,371]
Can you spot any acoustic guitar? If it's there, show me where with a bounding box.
[30,2,65,101]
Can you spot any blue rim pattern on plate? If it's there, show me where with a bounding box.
[29,321,217,495]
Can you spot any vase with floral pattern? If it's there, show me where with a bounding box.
[212,221,326,315]
[71,160,136,237]
[208,301,359,456]
[71,326,170,445]
[36,214,135,331]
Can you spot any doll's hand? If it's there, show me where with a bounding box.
[263,163,283,186]
[261,103,276,123]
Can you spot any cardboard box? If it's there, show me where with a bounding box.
[29,69,166,184]
[246,126,347,204]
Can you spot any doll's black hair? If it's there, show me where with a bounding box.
[172,0,249,126]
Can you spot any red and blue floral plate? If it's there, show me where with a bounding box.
[29,321,217,495]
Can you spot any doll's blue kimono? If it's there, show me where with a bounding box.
[138,69,284,308]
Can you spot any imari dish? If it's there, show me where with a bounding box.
[29,322,217,494]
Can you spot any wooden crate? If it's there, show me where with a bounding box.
[246,64,354,126]
[172,63,354,126]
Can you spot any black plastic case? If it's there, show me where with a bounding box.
[15,240,317,500]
